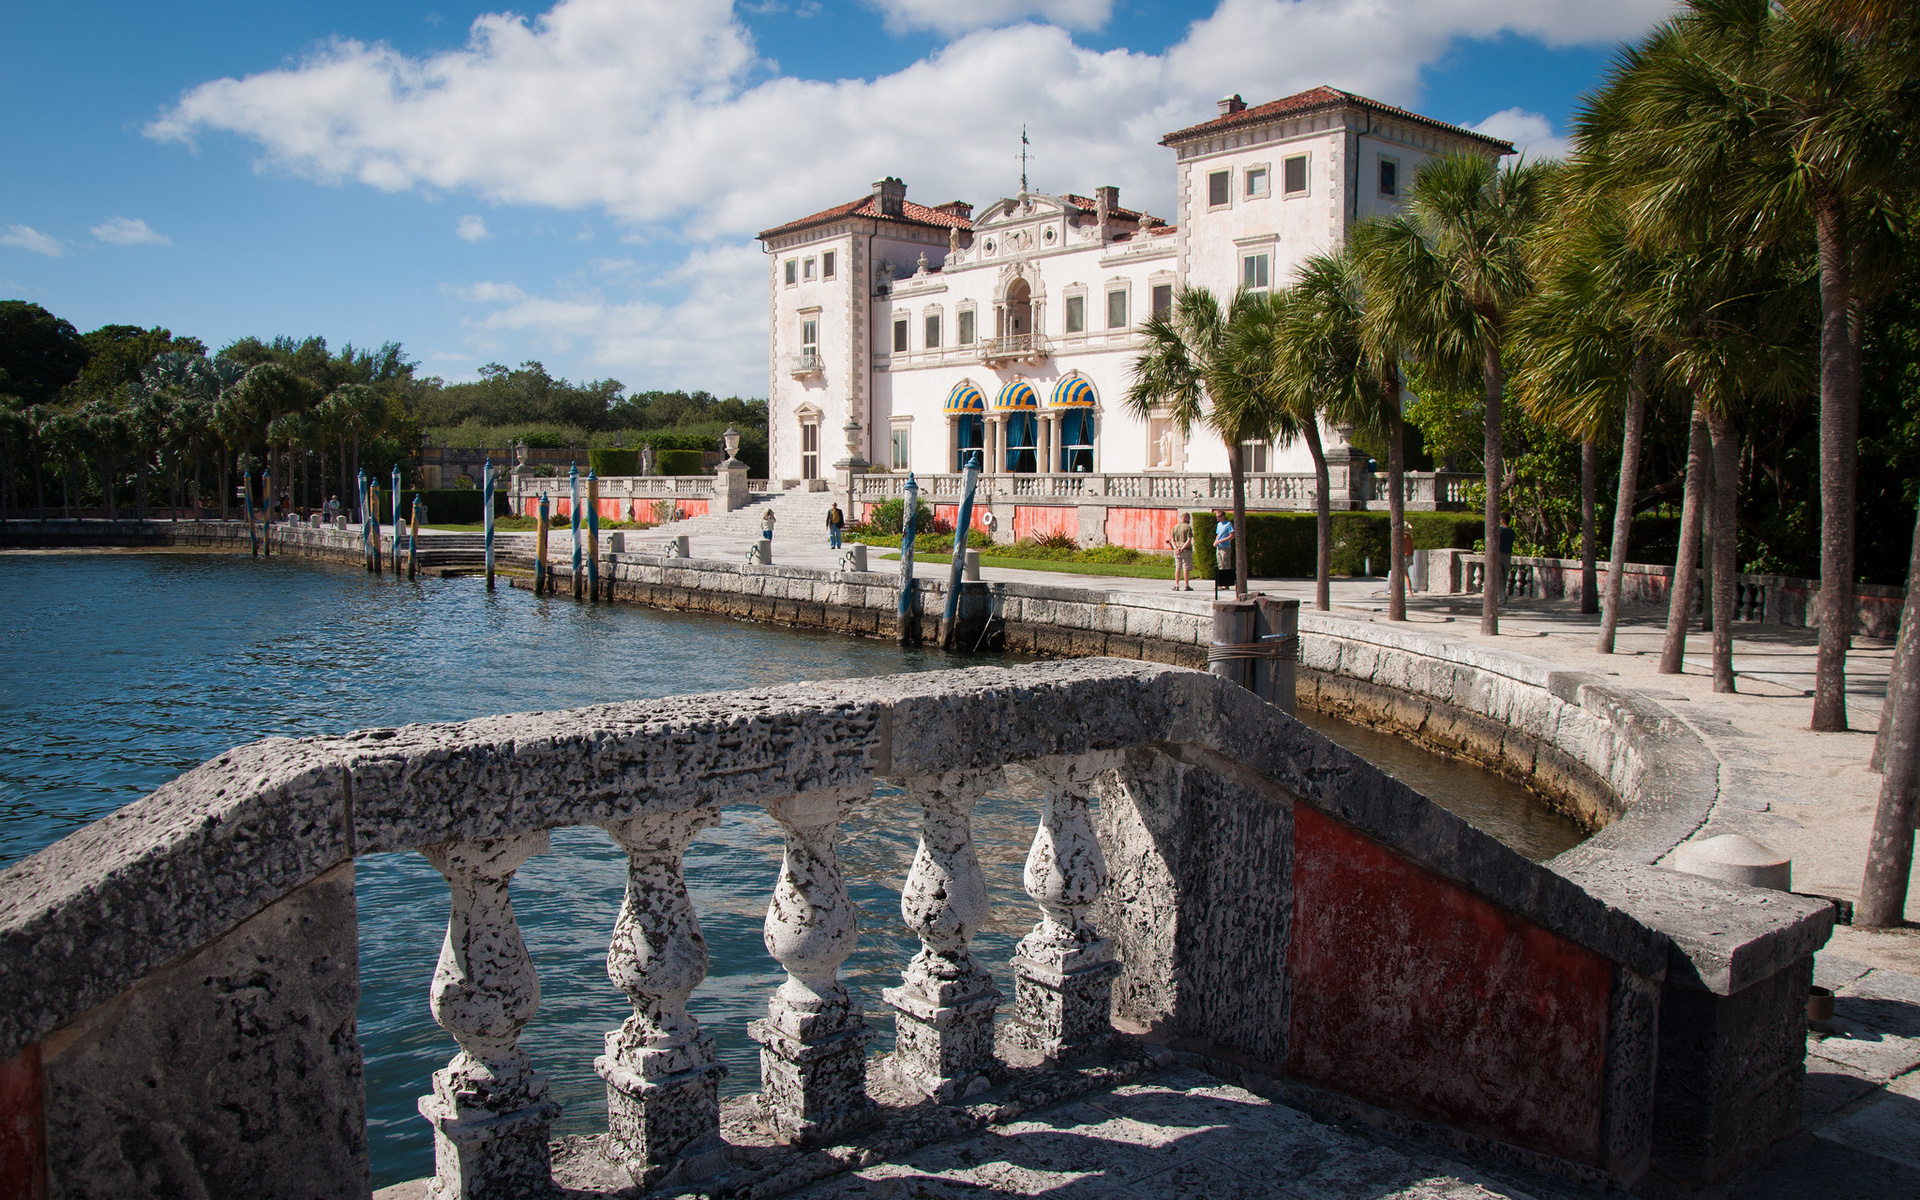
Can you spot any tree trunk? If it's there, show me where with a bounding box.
[1388,398,1407,622]
[1305,421,1331,610]
[1481,336,1504,636]
[1660,403,1711,675]
[1229,442,1250,600]
[1813,196,1860,731]
[220,450,231,521]
[1858,496,1920,926]
[1580,439,1598,615]
[1708,410,1740,693]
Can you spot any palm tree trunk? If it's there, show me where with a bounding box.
[1708,410,1740,693]
[1387,406,1407,622]
[1858,494,1920,927]
[1660,403,1711,675]
[1305,422,1331,610]
[1812,196,1859,731]
[352,434,362,519]
[220,450,230,521]
[1229,442,1250,599]
[1481,337,1504,636]
[1580,439,1598,615]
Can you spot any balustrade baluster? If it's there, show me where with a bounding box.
[417,832,560,1200]
[1008,753,1123,1064]
[749,787,877,1142]
[884,769,1004,1101]
[597,807,727,1183]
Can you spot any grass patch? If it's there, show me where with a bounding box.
[880,552,1176,579]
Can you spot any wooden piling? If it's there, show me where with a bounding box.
[535,495,550,594]
[407,497,421,581]
[586,472,601,602]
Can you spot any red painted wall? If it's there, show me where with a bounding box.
[932,504,993,533]
[1287,805,1610,1164]
[1106,506,1182,552]
[0,1044,46,1200]
[527,497,708,521]
[1013,505,1078,542]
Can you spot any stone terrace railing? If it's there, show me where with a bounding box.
[852,470,1473,512]
[0,661,1833,1198]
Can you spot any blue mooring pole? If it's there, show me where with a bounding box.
[390,466,402,567]
[897,472,919,645]
[261,467,273,556]
[940,455,981,650]
[586,468,600,601]
[242,469,258,557]
[483,458,496,591]
[358,470,370,571]
[368,481,383,575]
[569,463,583,600]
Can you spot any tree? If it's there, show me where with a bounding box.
[0,301,88,406]
[1353,153,1557,635]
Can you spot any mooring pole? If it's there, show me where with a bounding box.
[569,463,583,600]
[897,472,919,645]
[535,493,550,594]
[408,496,422,581]
[368,483,383,575]
[483,458,496,591]
[261,467,273,557]
[586,468,601,601]
[390,466,403,569]
[242,469,258,557]
[358,470,371,571]
[940,459,981,650]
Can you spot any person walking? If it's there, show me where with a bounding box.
[826,502,844,549]
[1212,510,1235,596]
[1169,513,1194,591]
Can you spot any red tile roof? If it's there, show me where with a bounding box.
[1062,193,1147,223]
[1161,86,1514,154]
[759,194,973,240]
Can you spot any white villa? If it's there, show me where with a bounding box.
[756,87,1509,546]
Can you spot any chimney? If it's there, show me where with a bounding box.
[1217,94,1246,116]
[1096,185,1119,211]
[934,200,973,220]
[872,177,907,218]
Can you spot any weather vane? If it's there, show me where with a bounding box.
[1020,125,1031,195]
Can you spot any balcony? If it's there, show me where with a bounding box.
[978,333,1050,367]
[788,352,824,379]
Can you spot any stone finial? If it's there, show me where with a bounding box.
[884,769,1005,1101]
[749,787,877,1142]
[597,807,728,1182]
[1008,753,1124,1064]
[417,831,561,1200]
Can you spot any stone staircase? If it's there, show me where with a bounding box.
[625,487,841,552]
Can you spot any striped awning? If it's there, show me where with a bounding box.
[1050,375,1096,408]
[994,378,1039,410]
[944,381,986,413]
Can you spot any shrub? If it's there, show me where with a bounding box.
[1032,532,1078,551]
[396,488,511,525]
[656,448,706,476]
[588,448,640,477]
[863,497,936,535]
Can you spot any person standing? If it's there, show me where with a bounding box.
[1212,510,1235,595]
[762,506,777,544]
[1169,513,1194,591]
[826,502,844,549]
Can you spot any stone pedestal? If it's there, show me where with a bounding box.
[418,1075,561,1200]
[1006,941,1122,1063]
[600,1059,723,1182]
[718,462,750,513]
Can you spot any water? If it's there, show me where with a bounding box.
[0,550,1583,1187]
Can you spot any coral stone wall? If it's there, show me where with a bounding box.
[1105,506,1182,552]
[1012,505,1078,542]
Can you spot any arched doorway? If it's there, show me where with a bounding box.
[999,277,1032,341]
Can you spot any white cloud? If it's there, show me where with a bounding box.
[867,0,1112,36]
[1471,107,1571,161]
[456,214,490,240]
[453,280,528,303]
[2,225,64,257]
[89,216,172,246]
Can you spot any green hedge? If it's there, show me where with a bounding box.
[369,488,511,525]
[588,448,640,476]
[1191,511,1482,578]
[656,449,706,476]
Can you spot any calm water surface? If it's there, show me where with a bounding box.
[0,550,1580,1187]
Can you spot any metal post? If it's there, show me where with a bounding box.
[483,459,496,591]
[898,473,919,646]
[940,460,980,650]
[587,469,601,601]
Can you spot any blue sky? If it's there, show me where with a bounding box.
[1,1,1674,397]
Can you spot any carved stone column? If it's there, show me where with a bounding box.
[749,787,876,1142]
[417,831,560,1200]
[596,807,727,1183]
[884,769,1004,1101]
[1008,753,1123,1064]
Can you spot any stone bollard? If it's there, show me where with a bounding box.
[963,548,980,582]
[1209,600,1258,692]
[843,543,867,572]
[608,532,625,554]
[669,535,689,558]
[1672,834,1792,892]
[1254,596,1299,715]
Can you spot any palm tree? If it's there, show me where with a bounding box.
[1595,0,1919,726]
[1126,287,1274,597]
[1352,153,1557,635]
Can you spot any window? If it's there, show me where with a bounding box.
[803,257,816,280]
[957,308,976,345]
[1151,284,1173,318]
[1148,417,1175,469]
[1208,170,1231,207]
[822,250,836,279]
[924,313,941,349]
[1107,289,1128,330]
[1283,155,1308,196]
[1243,253,1270,292]
[891,427,911,470]
[1379,158,1399,198]
[801,319,818,353]
[893,318,908,353]
[784,260,797,285]
[1065,295,1086,334]
[1241,438,1270,473]
[801,421,820,480]
[1246,166,1269,197]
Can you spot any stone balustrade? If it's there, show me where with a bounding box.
[0,660,1835,1198]
[849,470,1473,513]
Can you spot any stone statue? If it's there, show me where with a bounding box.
[915,251,929,276]
[949,227,960,257]
[640,444,655,476]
